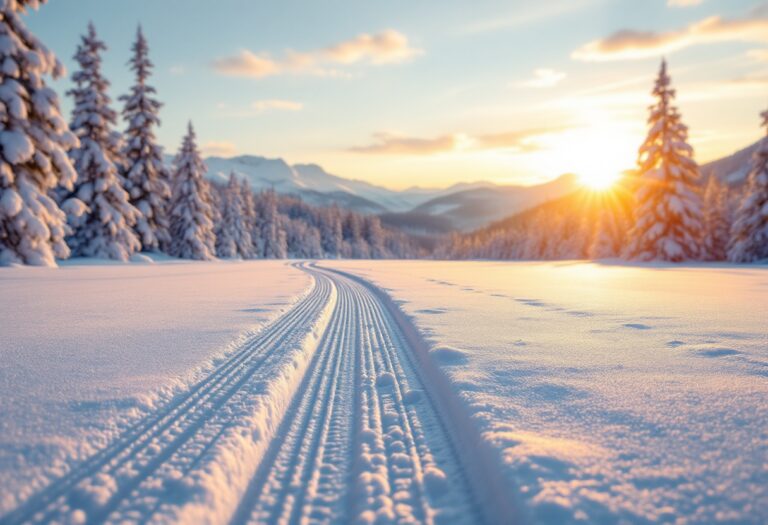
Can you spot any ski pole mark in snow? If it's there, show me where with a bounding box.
[6,264,506,525]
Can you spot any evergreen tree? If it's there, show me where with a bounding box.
[258,189,287,258]
[702,176,730,261]
[625,60,703,262]
[120,26,170,252]
[0,0,80,266]
[239,177,258,252]
[320,204,343,257]
[216,172,252,258]
[168,122,216,260]
[364,215,386,258]
[65,23,140,261]
[728,107,768,262]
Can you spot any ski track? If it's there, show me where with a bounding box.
[5,263,499,525]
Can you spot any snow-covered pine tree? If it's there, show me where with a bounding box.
[364,215,386,258]
[239,177,258,253]
[0,0,80,266]
[625,60,703,262]
[65,22,140,261]
[702,176,730,261]
[216,172,252,258]
[120,26,170,252]
[168,122,216,260]
[320,204,343,257]
[258,188,287,258]
[728,107,768,262]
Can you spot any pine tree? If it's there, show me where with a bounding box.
[258,189,287,258]
[168,122,216,260]
[239,177,258,253]
[625,60,703,262]
[65,23,140,261]
[702,176,730,261]
[728,107,768,262]
[0,0,80,266]
[216,172,252,258]
[320,204,343,257]
[120,26,170,252]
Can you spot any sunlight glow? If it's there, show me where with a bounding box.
[578,169,620,190]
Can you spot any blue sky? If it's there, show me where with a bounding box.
[27,0,768,189]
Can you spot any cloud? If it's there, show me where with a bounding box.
[668,0,704,7]
[251,99,303,113]
[349,128,564,156]
[461,0,602,34]
[573,5,768,61]
[747,48,768,61]
[349,133,460,155]
[516,68,567,88]
[212,29,420,78]
[474,128,563,151]
[202,141,237,157]
[169,65,185,75]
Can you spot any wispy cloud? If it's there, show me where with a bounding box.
[349,133,460,155]
[349,128,565,156]
[747,48,768,61]
[203,141,237,157]
[212,30,421,78]
[251,99,303,113]
[573,5,768,61]
[515,68,567,88]
[461,0,602,34]
[667,0,704,7]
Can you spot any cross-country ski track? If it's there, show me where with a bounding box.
[4,263,515,525]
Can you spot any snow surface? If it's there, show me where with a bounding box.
[0,259,309,514]
[325,260,768,524]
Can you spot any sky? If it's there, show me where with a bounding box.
[26,0,768,190]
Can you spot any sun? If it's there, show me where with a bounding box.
[578,169,620,190]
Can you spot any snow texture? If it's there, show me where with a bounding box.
[0,258,310,515]
[330,260,768,524]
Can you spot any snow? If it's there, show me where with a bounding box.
[0,259,310,514]
[3,259,766,523]
[325,260,768,524]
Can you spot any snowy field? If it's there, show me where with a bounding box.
[0,260,310,514]
[1,259,767,524]
[326,260,768,524]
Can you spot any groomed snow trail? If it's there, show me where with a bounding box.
[232,266,485,525]
[6,263,501,525]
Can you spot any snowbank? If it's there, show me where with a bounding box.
[326,260,768,524]
[0,259,310,514]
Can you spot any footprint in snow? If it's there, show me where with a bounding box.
[696,348,741,358]
[624,323,652,330]
[666,340,686,348]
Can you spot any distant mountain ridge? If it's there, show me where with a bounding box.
[199,139,761,235]
[203,154,579,233]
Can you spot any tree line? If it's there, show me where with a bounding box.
[0,4,417,266]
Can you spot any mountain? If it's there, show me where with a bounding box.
[700,140,761,187]
[204,155,490,214]
[204,154,579,233]
[386,173,580,233]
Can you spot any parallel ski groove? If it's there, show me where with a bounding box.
[7,263,501,525]
[5,263,333,525]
